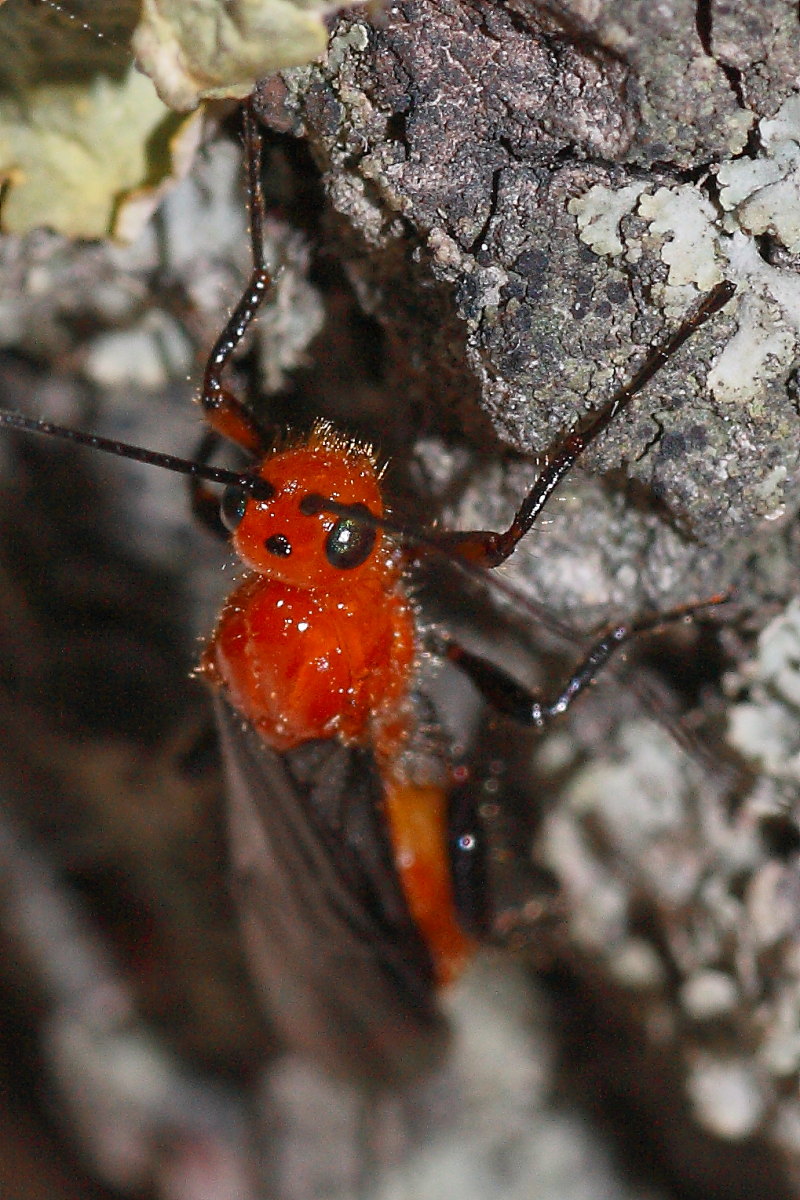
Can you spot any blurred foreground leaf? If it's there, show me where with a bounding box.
[132,0,364,111]
[0,1,192,240]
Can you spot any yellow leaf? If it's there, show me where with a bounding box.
[0,65,186,239]
[0,1,191,240]
[132,0,350,111]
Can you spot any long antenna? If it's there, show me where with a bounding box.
[0,409,275,501]
[0,409,446,540]
[0,276,737,550]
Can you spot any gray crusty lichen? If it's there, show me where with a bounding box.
[255,0,800,619]
[1,1,800,1196]
[247,0,800,1191]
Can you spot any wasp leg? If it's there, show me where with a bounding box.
[190,103,280,528]
[443,596,726,728]
[197,101,276,458]
[431,281,735,570]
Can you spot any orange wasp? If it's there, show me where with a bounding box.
[0,102,733,1083]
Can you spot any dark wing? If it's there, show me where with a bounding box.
[214,695,448,1086]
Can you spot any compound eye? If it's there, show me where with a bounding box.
[324,505,376,570]
[220,484,248,532]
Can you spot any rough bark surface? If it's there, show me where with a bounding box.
[1,2,800,1198]
[253,0,799,616]
[254,1,800,1193]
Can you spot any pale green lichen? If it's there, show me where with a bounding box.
[707,234,800,407]
[718,95,800,256]
[572,181,724,294]
[570,99,800,410]
[567,182,647,258]
[637,185,723,291]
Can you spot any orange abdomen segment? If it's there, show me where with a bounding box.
[203,572,416,752]
[382,778,476,986]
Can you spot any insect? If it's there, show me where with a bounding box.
[0,101,734,1085]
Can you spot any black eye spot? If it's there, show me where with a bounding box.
[220,484,248,532]
[265,533,292,557]
[324,506,376,570]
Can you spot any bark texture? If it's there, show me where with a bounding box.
[0,2,799,1198]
